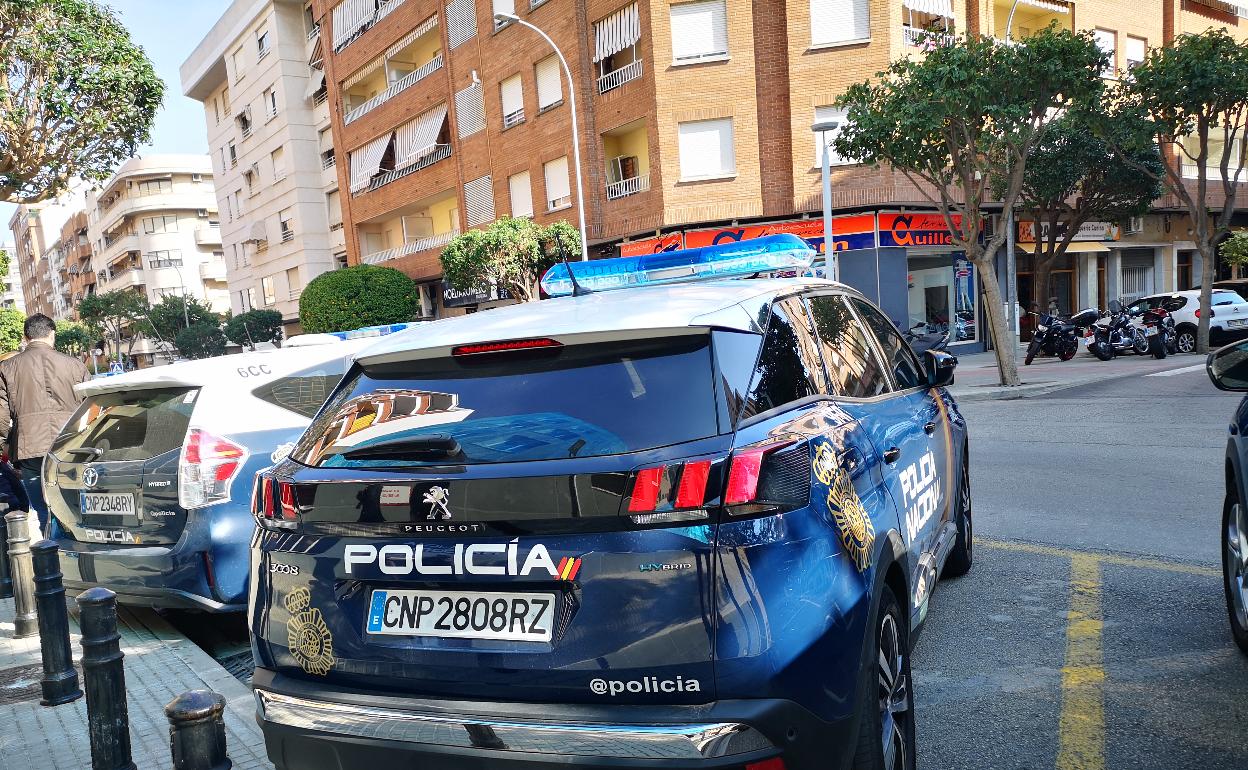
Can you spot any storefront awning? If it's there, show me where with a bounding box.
[1016,242,1111,253]
[903,0,954,18]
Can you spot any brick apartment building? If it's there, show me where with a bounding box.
[310,0,1248,349]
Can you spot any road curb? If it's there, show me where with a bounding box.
[950,362,1198,402]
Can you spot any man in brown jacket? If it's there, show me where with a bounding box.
[0,314,90,530]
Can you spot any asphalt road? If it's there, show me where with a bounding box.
[915,359,1248,770]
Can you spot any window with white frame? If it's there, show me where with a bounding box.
[264,87,279,118]
[535,56,562,111]
[544,156,571,211]
[1125,36,1146,70]
[271,145,287,180]
[509,170,533,217]
[247,286,257,308]
[261,275,276,306]
[213,97,220,123]
[244,167,257,195]
[670,0,728,63]
[286,267,301,297]
[279,208,294,242]
[1181,132,1246,180]
[1093,29,1116,74]
[228,142,237,167]
[146,250,183,268]
[142,214,178,234]
[813,106,851,166]
[257,27,271,58]
[810,0,869,47]
[677,117,735,180]
[136,178,172,196]
[500,74,524,128]
[232,47,245,80]
[326,189,342,226]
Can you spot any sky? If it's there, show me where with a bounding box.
[0,0,234,244]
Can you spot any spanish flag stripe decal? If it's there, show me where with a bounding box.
[558,557,582,581]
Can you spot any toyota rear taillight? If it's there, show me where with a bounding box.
[179,428,248,509]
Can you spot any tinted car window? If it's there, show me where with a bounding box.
[1214,291,1242,307]
[808,295,890,399]
[850,298,925,390]
[52,387,198,462]
[292,337,718,468]
[1162,296,1187,312]
[740,302,820,418]
[252,363,348,418]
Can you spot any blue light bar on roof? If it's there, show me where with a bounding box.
[327,323,416,340]
[540,233,817,298]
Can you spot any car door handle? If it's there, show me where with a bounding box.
[923,421,936,435]
[883,446,901,464]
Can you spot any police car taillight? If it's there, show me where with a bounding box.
[626,460,715,524]
[179,428,248,509]
[253,475,300,529]
[725,440,801,515]
[452,338,562,356]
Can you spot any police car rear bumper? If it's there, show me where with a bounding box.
[253,669,856,770]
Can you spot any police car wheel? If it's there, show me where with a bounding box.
[943,457,973,578]
[853,585,915,770]
[1221,491,1248,655]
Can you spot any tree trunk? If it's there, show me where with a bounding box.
[1032,260,1054,316]
[1198,241,1216,353]
[973,253,1020,386]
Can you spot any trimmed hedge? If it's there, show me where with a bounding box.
[298,265,420,334]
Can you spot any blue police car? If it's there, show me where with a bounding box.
[250,235,971,770]
[1206,339,1248,654]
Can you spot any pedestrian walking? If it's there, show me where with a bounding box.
[0,314,89,533]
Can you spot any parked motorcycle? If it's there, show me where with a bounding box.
[1089,300,1149,361]
[1137,305,1177,358]
[1024,312,1081,365]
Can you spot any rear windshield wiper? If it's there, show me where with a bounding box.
[64,447,102,460]
[340,434,465,461]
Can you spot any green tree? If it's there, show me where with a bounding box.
[0,0,164,203]
[834,28,1106,387]
[1007,108,1164,311]
[0,307,22,353]
[0,247,10,279]
[1118,29,1248,353]
[440,217,581,303]
[54,319,92,356]
[1221,231,1248,269]
[141,295,220,345]
[77,289,147,361]
[298,264,419,334]
[224,309,284,350]
[174,322,226,360]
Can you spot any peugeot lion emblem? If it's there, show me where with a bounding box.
[81,466,99,489]
[423,486,452,520]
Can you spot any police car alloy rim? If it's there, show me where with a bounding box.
[1226,502,1248,629]
[960,471,972,560]
[878,613,910,770]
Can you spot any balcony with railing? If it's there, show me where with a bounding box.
[369,143,451,192]
[902,25,957,47]
[607,174,649,200]
[602,120,651,202]
[598,57,642,94]
[343,51,443,125]
[361,230,458,265]
[195,225,222,245]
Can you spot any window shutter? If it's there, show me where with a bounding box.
[1093,29,1116,60]
[500,75,523,117]
[1125,36,1146,65]
[455,83,486,137]
[544,156,570,208]
[810,0,869,46]
[678,118,733,180]
[446,0,478,48]
[509,171,533,217]
[670,0,728,61]
[492,0,514,19]
[535,56,562,109]
[464,175,496,227]
[813,106,848,166]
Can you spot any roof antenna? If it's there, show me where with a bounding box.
[553,231,591,297]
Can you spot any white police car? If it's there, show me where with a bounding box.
[45,325,417,612]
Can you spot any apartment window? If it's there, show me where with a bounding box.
[221,88,230,114]
[271,145,287,180]
[1093,29,1116,74]
[219,146,226,172]
[1126,36,1147,70]
[257,28,271,59]
[232,244,241,269]
[535,56,562,111]
[234,189,244,215]
[326,188,342,225]
[212,97,220,123]
[509,170,533,217]
[232,46,245,80]
[191,173,203,183]
[244,167,257,195]
[543,156,571,211]
[264,87,279,119]
[228,142,237,167]
[247,287,257,309]
[261,275,276,306]
[594,4,641,93]
[492,0,514,29]
[810,0,870,47]
[286,267,301,298]
[236,106,253,137]
[136,178,172,196]
[279,208,294,242]
[142,214,178,234]
[1181,132,1245,180]
[813,106,851,166]
[670,0,728,63]
[677,117,735,180]
[500,74,524,128]
[147,250,183,268]
[225,196,233,222]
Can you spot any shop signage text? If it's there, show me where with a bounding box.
[1017,220,1120,244]
[442,281,513,308]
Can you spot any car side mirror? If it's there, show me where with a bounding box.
[1207,340,1248,392]
[924,349,957,388]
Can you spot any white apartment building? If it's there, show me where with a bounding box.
[86,155,228,364]
[181,0,341,330]
[0,244,26,313]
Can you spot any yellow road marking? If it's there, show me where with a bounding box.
[1057,554,1105,770]
[980,538,1218,577]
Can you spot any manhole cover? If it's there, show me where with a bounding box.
[217,650,254,687]
[0,663,46,705]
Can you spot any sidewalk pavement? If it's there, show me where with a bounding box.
[0,596,272,770]
[947,346,1206,402]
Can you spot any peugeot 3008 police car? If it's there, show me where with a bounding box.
[44,328,413,612]
[250,235,971,770]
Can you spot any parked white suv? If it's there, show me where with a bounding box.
[1128,289,1248,353]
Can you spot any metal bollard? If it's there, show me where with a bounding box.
[0,511,11,599]
[78,587,136,770]
[31,539,82,706]
[6,510,37,638]
[165,690,232,770]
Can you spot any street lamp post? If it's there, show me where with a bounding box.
[494,13,589,261]
[166,263,191,328]
[1003,1,1024,342]
[811,119,841,283]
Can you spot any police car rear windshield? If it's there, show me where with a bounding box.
[52,387,198,463]
[289,336,718,468]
